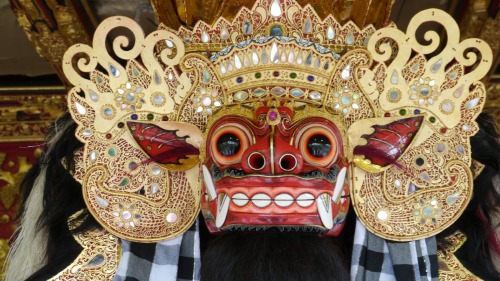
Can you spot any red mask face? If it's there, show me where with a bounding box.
[201,104,349,236]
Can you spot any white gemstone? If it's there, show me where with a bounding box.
[89,151,98,161]
[314,57,321,68]
[220,28,229,39]
[126,82,131,89]
[391,70,398,84]
[89,90,99,102]
[377,210,388,220]
[244,54,250,66]
[431,59,442,73]
[261,50,268,63]
[466,98,480,109]
[202,97,212,106]
[109,64,120,77]
[152,165,161,175]
[395,180,401,188]
[462,125,472,131]
[309,92,321,100]
[270,0,282,17]
[75,102,86,114]
[96,197,109,208]
[296,52,303,64]
[201,31,210,43]
[441,101,453,113]
[220,64,227,74]
[214,101,221,107]
[288,49,294,63]
[429,80,436,86]
[122,211,132,220]
[234,55,242,69]
[252,51,259,64]
[165,40,174,48]
[296,193,314,207]
[271,43,279,63]
[327,26,335,39]
[275,193,294,207]
[166,213,178,223]
[232,193,249,207]
[453,86,464,98]
[197,106,203,112]
[346,32,354,45]
[153,94,164,105]
[82,130,92,136]
[305,52,312,66]
[152,183,159,194]
[227,61,233,71]
[341,65,350,80]
[304,19,312,33]
[251,193,271,208]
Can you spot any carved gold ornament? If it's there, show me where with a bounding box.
[48,211,121,280]
[63,0,492,242]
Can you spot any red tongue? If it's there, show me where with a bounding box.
[127,121,199,165]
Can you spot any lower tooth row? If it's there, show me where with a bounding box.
[232,192,316,208]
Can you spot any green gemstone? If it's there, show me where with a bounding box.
[290,73,297,79]
[119,178,130,186]
[255,73,262,78]
[399,109,406,115]
[429,116,436,123]
[108,148,117,157]
[147,113,154,120]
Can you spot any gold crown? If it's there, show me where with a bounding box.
[63,0,492,242]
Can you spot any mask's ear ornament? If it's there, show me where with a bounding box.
[352,116,424,173]
[346,9,492,241]
[127,121,202,171]
[64,16,204,242]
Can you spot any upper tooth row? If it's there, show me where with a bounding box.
[232,192,317,208]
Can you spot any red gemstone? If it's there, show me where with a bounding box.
[105,133,112,139]
[440,127,447,134]
[384,112,391,117]
[268,111,278,121]
[162,116,169,121]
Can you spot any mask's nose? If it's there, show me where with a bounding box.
[241,132,303,174]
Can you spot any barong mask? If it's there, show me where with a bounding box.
[63,0,492,243]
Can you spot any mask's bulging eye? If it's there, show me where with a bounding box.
[295,122,341,168]
[210,123,252,165]
[307,134,331,158]
[217,133,241,156]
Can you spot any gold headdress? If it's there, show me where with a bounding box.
[63,0,492,242]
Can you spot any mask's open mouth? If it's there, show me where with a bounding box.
[202,164,349,232]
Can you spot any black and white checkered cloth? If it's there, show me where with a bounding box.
[351,219,438,281]
[113,220,201,281]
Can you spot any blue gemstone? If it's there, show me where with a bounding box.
[236,77,243,83]
[414,109,421,114]
[270,25,283,36]
[307,75,314,82]
[131,114,138,120]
